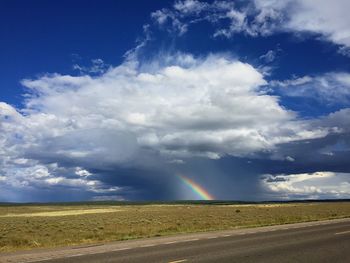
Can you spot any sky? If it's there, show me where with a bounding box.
[1,0,350,202]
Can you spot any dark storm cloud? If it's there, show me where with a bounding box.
[262,133,350,174]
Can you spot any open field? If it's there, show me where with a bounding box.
[1,202,350,252]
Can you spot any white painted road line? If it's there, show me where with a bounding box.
[140,244,156,247]
[335,230,350,235]
[182,238,199,242]
[168,259,188,263]
[164,241,178,244]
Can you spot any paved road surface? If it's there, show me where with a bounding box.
[2,218,350,263]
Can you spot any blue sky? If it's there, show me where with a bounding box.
[1,0,350,202]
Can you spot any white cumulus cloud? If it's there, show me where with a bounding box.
[261,171,350,199]
[13,55,320,162]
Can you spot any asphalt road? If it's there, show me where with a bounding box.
[2,218,350,263]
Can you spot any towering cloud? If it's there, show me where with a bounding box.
[0,54,333,200]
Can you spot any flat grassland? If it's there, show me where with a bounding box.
[1,202,350,252]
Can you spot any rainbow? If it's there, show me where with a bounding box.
[178,174,215,200]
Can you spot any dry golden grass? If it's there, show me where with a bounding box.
[0,208,122,217]
[1,202,349,252]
